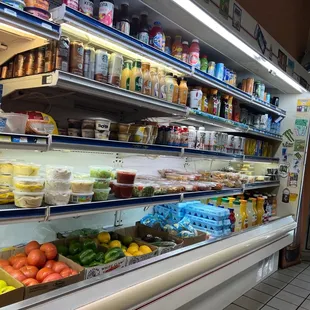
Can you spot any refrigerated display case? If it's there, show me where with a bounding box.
[0,0,309,308]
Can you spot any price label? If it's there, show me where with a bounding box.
[4,8,17,17]
[36,138,47,144]
[41,23,52,30]
[19,137,28,143]
[0,135,11,142]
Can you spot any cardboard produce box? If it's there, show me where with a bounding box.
[0,247,84,299]
[0,269,24,307]
[52,237,127,280]
[135,223,184,255]
[115,227,158,265]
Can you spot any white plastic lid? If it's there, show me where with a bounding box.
[71,192,94,196]
[188,126,196,130]
[198,127,205,131]
[182,41,189,45]
[192,39,199,43]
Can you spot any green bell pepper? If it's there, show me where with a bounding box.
[69,241,82,255]
[88,261,102,267]
[78,249,97,266]
[82,239,97,252]
[94,252,105,263]
[56,244,69,256]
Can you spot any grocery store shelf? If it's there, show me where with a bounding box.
[183,188,243,200]
[49,5,286,118]
[244,181,280,190]
[184,148,243,160]
[0,133,49,151]
[244,155,280,164]
[247,127,283,141]
[0,3,60,64]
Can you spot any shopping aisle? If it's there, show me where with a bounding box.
[225,262,310,310]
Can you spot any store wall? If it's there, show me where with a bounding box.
[237,0,310,61]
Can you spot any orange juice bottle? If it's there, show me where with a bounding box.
[240,200,248,229]
[247,198,257,227]
[256,197,265,225]
[233,200,242,232]
[178,78,188,105]
[228,197,235,208]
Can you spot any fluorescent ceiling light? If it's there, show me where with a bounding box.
[171,0,308,93]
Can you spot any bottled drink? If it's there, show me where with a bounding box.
[172,75,179,104]
[158,69,166,100]
[120,59,132,90]
[181,41,189,63]
[142,62,152,96]
[99,0,114,27]
[172,35,182,60]
[162,32,166,52]
[165,73,174,103]
[130,15,139,38]
[165,36,172,55]
[119,2,130,35]
[188,126,196,149]
[150,67,159,97]
[129,59,143,93]
[240,200,248,229]
[178,78,188,105]
[233,201,242,232]
[149,21,163,50]
[200,54,208,72]
[138,12,149,44]
[189,39,200,68]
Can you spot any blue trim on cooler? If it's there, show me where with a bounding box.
[244,155,280,163]
[0,205,46,219]
[183,188,243,199]
[184,148,243,159]
[245,181,280,189]
[253,97,286,115]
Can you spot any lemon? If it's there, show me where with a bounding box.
[133,251,144,256]
[109,240,122,248]
[0,286,15,294]
[0,280,7,290]
[127,246,139,255]
[97,232,111,244]
[139,245,152,254]
[124,252,133,257]
[129,242,139,249]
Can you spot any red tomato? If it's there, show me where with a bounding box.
[25,241,40,255]
[12,257,28,269]
[0,259,10,268]
[20,265,39,279]
[52,262,68,273]
[36,267,54,283]
[27,249,46,268]
[42,273,63,283]
[40,243,57,260]
[59,268,72,278]
[44,260,56,269]
[22,278,39,287]
[10,270,27,282]
[3,266,14,273]
[71,269,78,275]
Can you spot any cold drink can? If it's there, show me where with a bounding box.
[266,93,271,103]
[207,61,215,76]
[240,137,246,155]
[240,108,248,124]
[69,40,84,76]
[255,140,263,156]
[34,47,45,74]
[79,0,94,16]
[221,133,228,152]
[260,83,265,100]
[215,63,224,80]
[83,46,95,79]
[234,136,242,154]
[24,50,35,76]
[209,131,218,151]
[254,81,261,98]
[95,49,109,83]
[227,135,234,153]
[13,54,24,77]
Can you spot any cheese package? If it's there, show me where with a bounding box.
[22,111,58,135]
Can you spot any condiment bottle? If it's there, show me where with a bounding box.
[208,89,218,115]
[142,62,152,96]
[159,69,166,100]
[138,12,149,44]
[150,66,159,97]
[233,201,242,232]
[129,59,143,93]
[120,59,132,90]
[178,78,188,105]
[189,39,200,68]
[149,21,163,50]
[165,73,174,103]
[119,2,130,35]
[172,75,179,104]
[172,35,182,60]
[200,54,208,72]
[130,15,139,38]
[240,200,248,229]
[165,36,172,55]
[228,197,235,208]
[182,41,189,63]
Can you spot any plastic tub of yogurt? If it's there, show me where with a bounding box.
[70,192,93,204]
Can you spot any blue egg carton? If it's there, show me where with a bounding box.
[167,201,201,217]
[154,205,170,218]
[168,210,184,224]
[188,215,225,232]
[184,204,230,222]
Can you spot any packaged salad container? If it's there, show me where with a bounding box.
[132,183,155,197]
[89,166,113,178]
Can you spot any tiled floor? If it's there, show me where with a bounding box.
[225,262,310,310]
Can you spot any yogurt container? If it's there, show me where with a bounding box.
[118,133,130,142]
[45,191,71,206]
[95,130,109,140]
[82,129,95,138]
[68,128,81,137]
[46,165,73,180]
[14,191,44,208]
[71,179,94,193]
[94,118,111,131]
[70,192,94,203]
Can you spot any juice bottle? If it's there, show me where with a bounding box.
[150,66,159,97]
[200,54,208,72]
[233,99,240,122]
[209,197,218,206]
[137,12,149,44]
[178,78,188,105]
[189,39,200,69]
[228,197,235,208]
[120,59,132,90]
[247,198,257,227]
[240,200,248,229]
[233,200,242,232]
[149,21,163,50]
[263,195,268,223]
[202,89,208,112]
[227,96,233,120]
[172,75,179,104]
[221,198,230,208]
[256,197,265,225]
[119,2,130,35]
[165,36,172,55]
[142,62,152,96]
[162,32,166,52]
[220,95,229,119]
[165,73,174,103]
[208,89,218,115]
[158,69,166,100]
[271,194,277,216]
[229,208,236,232]
[181,41,189,63]
[172,35,183,60]
[129,59,143,93]
[130,15,139,38]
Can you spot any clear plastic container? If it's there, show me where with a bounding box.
[116,169,137,184]
[118,133,130,142]
[13,163,40,177]
[2,113,28,134]
[113,182,133,199]
[0,160,14,174]
[45,179,71,191]
[0,189,14,204]
[89,166,113,178]
[70,192,94,204]
[46,165,73,180]
[45,191,71,205]
[0,174,13,186]
[118,123,130,134]
[132,183,155,197]
[93,178,111,189]
[71,179,94,193]
[13,176,45,192]
[93,188,110,201]
[14,191,44,208]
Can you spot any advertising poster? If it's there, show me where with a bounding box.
[232,4,242,31]
[278,49,287,71]
[294,119,308,137]
[297,99,310,113]
[219,0,230,19]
